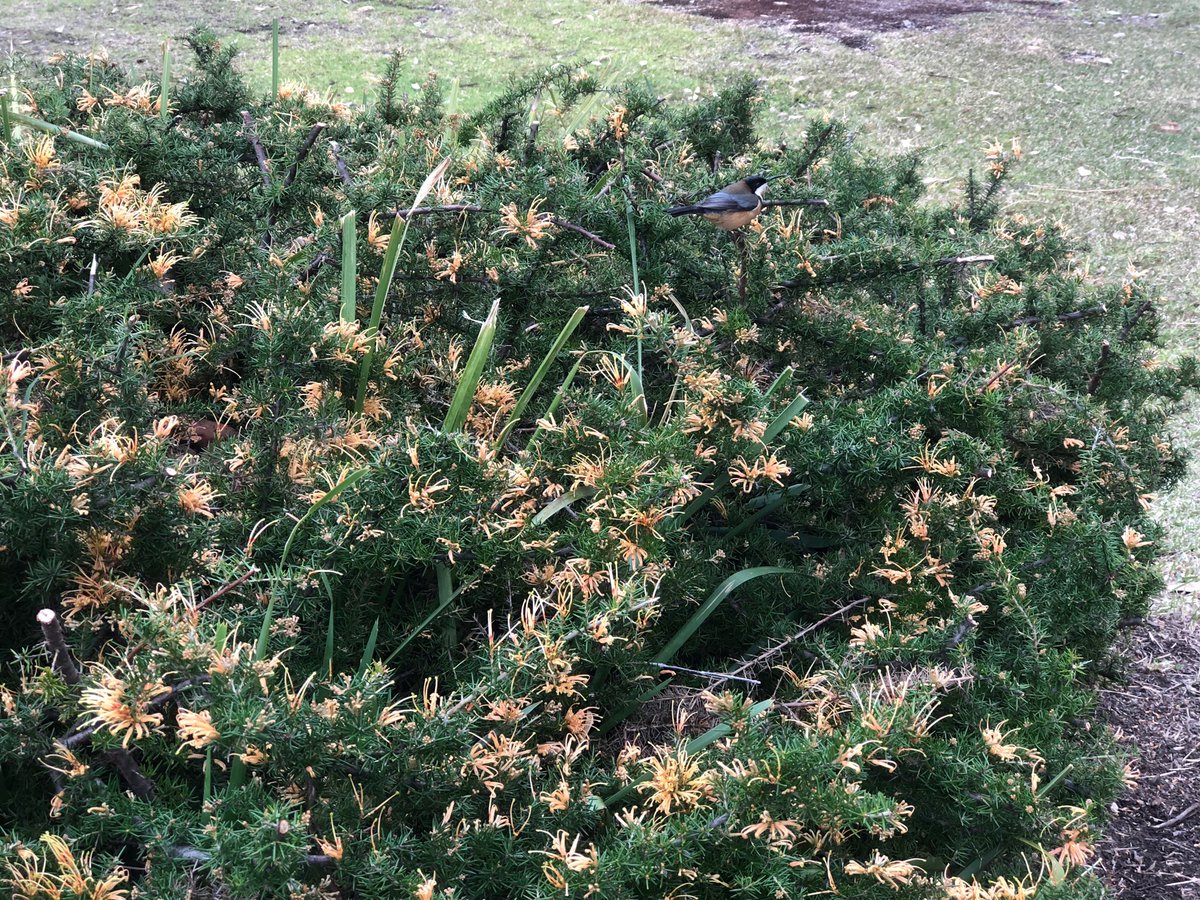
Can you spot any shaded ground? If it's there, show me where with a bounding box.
[1096,617,1200,899]
[648,0,1058,46]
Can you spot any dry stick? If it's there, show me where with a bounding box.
[1002,305,1107,331]
[193,566,260,613]
[979,359,1021,394]
[1119,298,1153,342]
[551,216,616,250]
[296,251,331,285]
[240,111,271,188]
[329,140,353,186]
[735,230,749,306]
[776,253,995,290]
[716,596,871,685]
[38,609,81,685]
[1087,340,1111,395]
[1152,800,1200,831]
[282,122,326,190]
[105,749,155,800]
[934,254,995,267]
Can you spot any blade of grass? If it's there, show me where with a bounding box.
[443,297,500,433]
[495,305,588,447]
[764,392,809,443]
[531,485,597,527]
[442,77,460,147]
[622,182,645,403]
[271,19,280,99]
[340,211,357,323]
[526,351,588,449]
[159,41,171,124]
[354,156,451,413]
[763,366,794,403]
[203,747,213,804]
[320,573,336,677]
[609,351,647,425]
[0,90,10,144]
[382,564,472,666]
[231,469,366,791]
[355,618,380,680]
[624,182,640,297]
[258,468,368,662]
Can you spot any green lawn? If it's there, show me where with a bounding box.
[5,0,1198,613]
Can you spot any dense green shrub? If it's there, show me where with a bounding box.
[0,34,1193,898]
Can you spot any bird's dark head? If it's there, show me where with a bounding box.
[745,174,770,195]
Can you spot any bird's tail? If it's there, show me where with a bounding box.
[666,205,701,217]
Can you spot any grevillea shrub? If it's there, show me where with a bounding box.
[0,33,1194,898]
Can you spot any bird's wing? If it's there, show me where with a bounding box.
[693,190,761,213]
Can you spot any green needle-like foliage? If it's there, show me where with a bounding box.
[0,35,1193,899]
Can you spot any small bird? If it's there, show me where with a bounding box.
[666,174,771,231]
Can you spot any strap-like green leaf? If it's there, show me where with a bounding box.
[444,297,500,432]
[653,567,796,665]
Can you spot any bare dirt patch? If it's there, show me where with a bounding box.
[1096,616,1200,900]
[645,0,1058,46]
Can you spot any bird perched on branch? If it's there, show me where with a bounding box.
[666,174,771,231]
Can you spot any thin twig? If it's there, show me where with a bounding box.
[775,253,994,290]
[384,204,484,219]
[551,216,615,250]
[735,230,749,306]
[979,359,1021,394]
[647,662,760,686]
[762,198,830,209]
[194,567,259,614]
[240,110,271,188]
[717,597,871,684]
[282,122,326,190]
[37,609,81,685]
[329,140,353,186]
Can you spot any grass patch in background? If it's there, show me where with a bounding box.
[5,0,1196,614]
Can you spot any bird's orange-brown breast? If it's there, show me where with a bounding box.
[702,201,763,231]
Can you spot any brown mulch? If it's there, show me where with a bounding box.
[644,0,1058,47]
[1095,616,1200,900]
